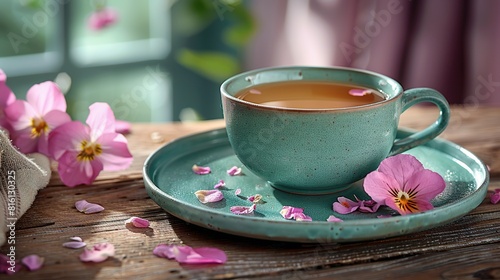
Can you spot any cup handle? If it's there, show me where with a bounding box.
[389,88,450,156]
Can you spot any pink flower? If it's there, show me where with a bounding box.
[333,197,359,214]
[194,190,224,203]
[5,81,71,155]
[0,69,15,131]
[21,254,44,271]
[125,217,150,228]
[490,189,500,204]
[79,243,115,263]
[75,200,105,214]
[88,7,118,30]
[49,103,133,187]
[192,164,211,175]
[153,244,227,264]
[230,204,256,215]
[364,154,446,215]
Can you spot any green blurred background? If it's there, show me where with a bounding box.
[0,0,255,122]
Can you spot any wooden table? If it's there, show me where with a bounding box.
[2,105,499,279]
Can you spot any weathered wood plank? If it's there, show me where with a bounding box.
[1,106,499,279]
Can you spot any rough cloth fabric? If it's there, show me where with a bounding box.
[0,130,51,246]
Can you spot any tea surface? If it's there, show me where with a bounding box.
[235,81,386,109]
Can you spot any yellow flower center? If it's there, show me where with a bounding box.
[30,118,48,138]
[77,140,102,161]
[394,190,419,213]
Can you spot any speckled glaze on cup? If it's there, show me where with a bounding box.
[221,66,450,195]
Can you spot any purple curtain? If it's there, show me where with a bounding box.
[245,0,500,105]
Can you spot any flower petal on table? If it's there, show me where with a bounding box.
[79,243,115,263]
[153,244,227,264]
[63,241,87,249]
[194,190,224,203]
[75,200,105,214]
[125,217,150,228]
[21,254,44,271]
[491,189,500,204]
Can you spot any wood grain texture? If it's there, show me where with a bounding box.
[1,106,499,279]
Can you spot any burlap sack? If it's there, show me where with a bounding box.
[0,130,51,246]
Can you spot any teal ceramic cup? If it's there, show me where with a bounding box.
[221,66,450,195]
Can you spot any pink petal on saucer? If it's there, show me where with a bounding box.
[280,206,304,220]
[230,204,256,215]
[195,190,224,203]
[227,166,242,176]
[214,180,225,189]
[192,164,211,175]
[248,194,262,203]
[234,188,241,196]
[327,215,343,222]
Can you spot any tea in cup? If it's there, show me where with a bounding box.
[221,66,450,195]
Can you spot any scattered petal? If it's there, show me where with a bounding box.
[333,197,359,214]
[194,190,224,203]
[327,215,343,222]
[294,213,313,221]
[248,194,263,204]
[153,244,227,264]
[63,241,87,249]
[21,254,44,271]
[213,180,225,189]
[227,166,242,176]
[490,189,500,204]
[125,217,150,228]
[357,197,381,213]
[79,243,115,263]
[230,204,256,215]
[234,188,241,196]
[192,164,211,175]
[75,200,105,214]
[348,88,372,96]
[280,206,304,220]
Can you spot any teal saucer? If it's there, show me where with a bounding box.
[143,128,489,243]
